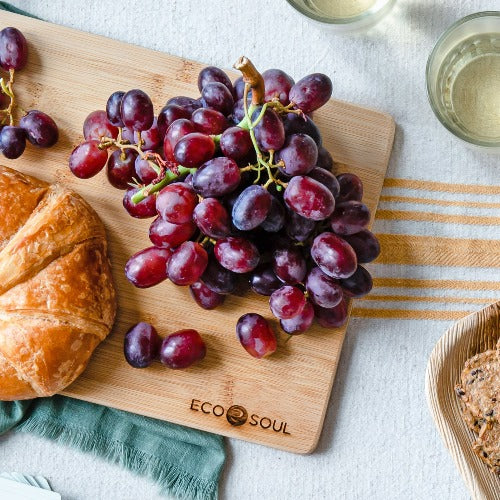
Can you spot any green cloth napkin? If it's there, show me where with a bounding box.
[0,3,226,499]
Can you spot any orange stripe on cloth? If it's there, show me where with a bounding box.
[372,277,500,291]
[374,234,500,267]
[383,178,500,195]
[379,195,500,209]
[376,209,500,226]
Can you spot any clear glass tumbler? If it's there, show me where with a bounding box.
[285,0,396,33]
[426,12,500,150]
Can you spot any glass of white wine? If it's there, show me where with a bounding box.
[427,12,500,151]
[286,0,396,33]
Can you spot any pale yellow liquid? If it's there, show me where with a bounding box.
[451,54,500,139]
[309,0,377,17]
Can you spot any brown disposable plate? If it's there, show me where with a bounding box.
[426,301,500,500]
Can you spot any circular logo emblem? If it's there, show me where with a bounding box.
[226,405,248,426]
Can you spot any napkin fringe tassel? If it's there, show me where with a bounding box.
[16,417,218,500]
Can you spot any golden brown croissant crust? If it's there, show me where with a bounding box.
[0,166,116,400]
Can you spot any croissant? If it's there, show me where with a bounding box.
[0,166,116,400]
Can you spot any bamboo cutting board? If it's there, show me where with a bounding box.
[0,11,395,453]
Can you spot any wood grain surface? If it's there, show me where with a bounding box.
[426,302,500,499]
[0,11,394,453]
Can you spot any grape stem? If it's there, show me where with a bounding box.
[233,56,264,106]
[0,69,16,126]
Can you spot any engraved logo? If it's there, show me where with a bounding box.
[226,405,248,426]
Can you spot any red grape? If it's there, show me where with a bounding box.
[311,232,357,279]
[192,157,240,197]
[253,107,285,151]
[160,329,206,369]
[192,108,229,135]
[277,133,318,176]
[272,247,306,285]
[236,313,277,359]
[232,185,271,231]
[342,229,380,264]
[201,81,234,115]
[0,126,26,159]
[122,117,161,151]
[124,322,161,368]
[262,68,294,105]
[305,266,343,308]
[280,300,315,334]
[330,201,370,235]
[0,27,28,71]
[269,285,306,320]
[339,265,373,298]
[314,299,349,329]
[308,167,340,198]
[121,89,154,131]
[220,126,252,160]
[149,217,196,248]
[174,132,215,168]
[20,110,59,147]
[163,118,196,161]
[198,66,234,95]
[106,149,137,189]
[336,173,363,203]
[157,104,190,139]
[214,237,260,273]
[189,281,225,310]
[193,198,231,238]
[123,188,157,218]
[283,113,322,146]
[135,156,157,184]
[289,73,332,113]
[167,241,208,286]
[284,176,335,221]
[166,96,202,115]
[106,91,125,127]
[125,246,172,288]
[69,139,108,178]
[156,182,198,224]
[82,110,117,141]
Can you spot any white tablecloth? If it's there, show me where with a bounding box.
[1,0,499,498]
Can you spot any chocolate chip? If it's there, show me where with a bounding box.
[483,452,489,458]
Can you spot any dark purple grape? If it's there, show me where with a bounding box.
[314,299,348,329]
[282,113,322,146]
[201,82,234,115]
[163,119,196,161]
[82,110,117,141]
[330,201,370,235]
[308,167,340,198]
[166,96,202,115]
[305,266,343,308]
[106,91,125,127]
[336,173,363,203]
[123,117,161,151]
[232,185,271,231]
[260,196,285,232]
[277,133,318,176]
[311,232,357,279]
[125,246,172,288]
[18,110,58,148]
[0,126,25,159]
[214,237,260,273]
[285,210,316,242]
[107,149,137,189]
[156,182,198,224]
[193,198,231,238]
[284,175,335,221]
[123,188,157,218]
[231,97,251,124]
[135,156,157,184]
[189,281,225,310]
[316,146,334,171]
[157,104,191,139]
[280,300,315,335]
[68,139,108,178]
[220,126,252,160]
[167,241,208,286]
[252,107,285,151]
[233,76,245,100]
[149,217,196,248]
[201,257,236,294]
[0,27,28,71]
[269,285,306,320]
[160,329,206,369]
[120,89,154,131]
[192,108,229,135]
[289,73,333,113]
[342,229,380,264]
[124,322,162,368]
[192,157,240,197]
[174,132,215,168]
[262,68,294,105]
[339,265,373,298]
[198,66,234,95]
[272,247,306,285]
[236,313,277,359]
[249,265,282,296]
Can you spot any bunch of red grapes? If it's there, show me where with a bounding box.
[68,56,380,365]
[0,27,58,159]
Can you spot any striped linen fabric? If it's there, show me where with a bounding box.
[352,177,500,321]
